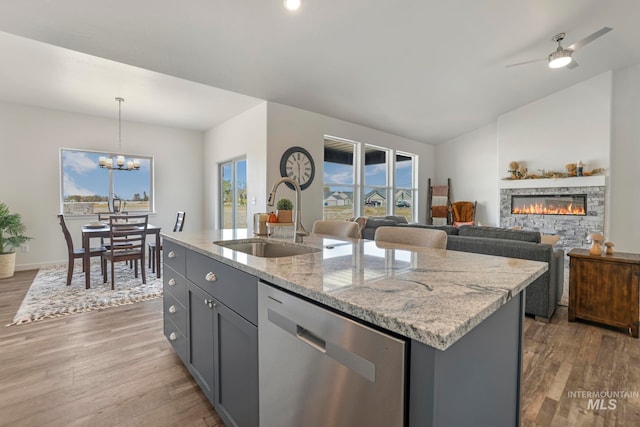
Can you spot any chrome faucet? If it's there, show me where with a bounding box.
[267,177,307,243]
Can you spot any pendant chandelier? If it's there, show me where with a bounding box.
[98,97,140,171]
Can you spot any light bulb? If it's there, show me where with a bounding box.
[284,0,301,11]
[548,50,572,69]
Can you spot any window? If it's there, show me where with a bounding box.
[220,158,247,229]
[363,145,390,217]
[394,153,416,222]
[323,138,417,220]
[323,139,356,220]
[60,149,153,215]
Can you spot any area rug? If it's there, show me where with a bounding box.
[8,261,163,326]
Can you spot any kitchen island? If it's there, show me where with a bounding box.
[162,229,547,427]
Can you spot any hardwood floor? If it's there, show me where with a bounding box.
[0,270,223,427]
[1,270,639,426]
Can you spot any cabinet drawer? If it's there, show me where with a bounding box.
[186,249,258,325]
[164,292,187,336]
[163,240,186,275]
[163,265,187,305]
[164,318,187,364]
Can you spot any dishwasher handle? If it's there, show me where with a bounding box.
[268,308,326,353]
[296,326,326,353]
[265,302,379,383]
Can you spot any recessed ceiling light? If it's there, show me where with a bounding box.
[284,0,301,11]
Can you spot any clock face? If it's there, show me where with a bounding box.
[280,147,315,190]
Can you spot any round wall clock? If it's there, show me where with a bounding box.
[280,146,315,190]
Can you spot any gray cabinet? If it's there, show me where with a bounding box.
[164,242,258,427]
[186,282,216,402]
[163,264,188,364]
[214,301,258,427]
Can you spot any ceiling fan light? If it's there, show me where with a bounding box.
[548,49,572,68]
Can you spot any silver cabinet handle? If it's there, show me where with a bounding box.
[168,278,176,286]
[169,332,177,341]
[169,305,176,314]
[167,251,176,258]
[205,272,217,282]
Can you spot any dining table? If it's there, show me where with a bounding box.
[81,223,162,289]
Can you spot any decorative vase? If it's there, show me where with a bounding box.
[0,252,17,279]
[589,240,603,256]
[605,242,615,255]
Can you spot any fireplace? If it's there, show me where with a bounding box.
[511,194,587,216]
[500,178,605,257]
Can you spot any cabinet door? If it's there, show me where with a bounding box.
[214,301,259,427]
[187,282,215,404]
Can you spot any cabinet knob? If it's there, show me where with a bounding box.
[169,332,177,341]
[168,278,176,286]
[169,305,177,314]
[205,272,217,282]
[168,251,176,259]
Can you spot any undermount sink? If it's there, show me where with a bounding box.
[213,238,321,258]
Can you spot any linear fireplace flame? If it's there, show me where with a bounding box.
[511,194,587,216]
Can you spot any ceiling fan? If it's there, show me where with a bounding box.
[506,27,613,69]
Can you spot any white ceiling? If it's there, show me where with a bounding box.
[0,0,639,143]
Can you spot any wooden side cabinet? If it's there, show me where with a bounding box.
[568,248,640,337]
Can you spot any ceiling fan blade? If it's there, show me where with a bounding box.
[567,27,613,52]
[505,57,547,68]
[566,59,579,69]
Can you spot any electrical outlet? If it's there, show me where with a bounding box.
[20,244,29,253]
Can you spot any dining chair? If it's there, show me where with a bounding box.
[58,214,106,286]
[102,214,149,289]
[148,211,185,273]
[374,226,448,249]
[311,220,360,238]
[99,212,135,267]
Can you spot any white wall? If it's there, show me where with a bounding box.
[265,102,436,229]
[497,72,611,174]
[610,64,640,252]
[0,100,204,270]
[204,102,267,231]
[435,122,499,226]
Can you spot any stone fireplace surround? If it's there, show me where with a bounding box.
[499,176,606,257]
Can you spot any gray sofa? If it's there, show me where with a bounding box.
[360,219,563,321]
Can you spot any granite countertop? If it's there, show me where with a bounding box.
[162,229,547,351]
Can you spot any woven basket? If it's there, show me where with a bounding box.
[0,252,16,279]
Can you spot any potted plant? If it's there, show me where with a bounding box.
[276,198,294,223]
[0,202,32,279]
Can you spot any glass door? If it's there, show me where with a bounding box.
[220,158,247,229]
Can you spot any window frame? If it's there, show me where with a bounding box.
[322,137,358,221]
[59,148,154,217]
[323,137,417,220]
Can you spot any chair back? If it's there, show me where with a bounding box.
[108,214,148,255]
[58,214,75,252]
[174,211,186,232]
[311,220,359,238]
[450,201,477,226]
[374,226,448,249]
[98,212,128,221]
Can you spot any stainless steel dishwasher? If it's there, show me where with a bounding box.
[258,282,406,427]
